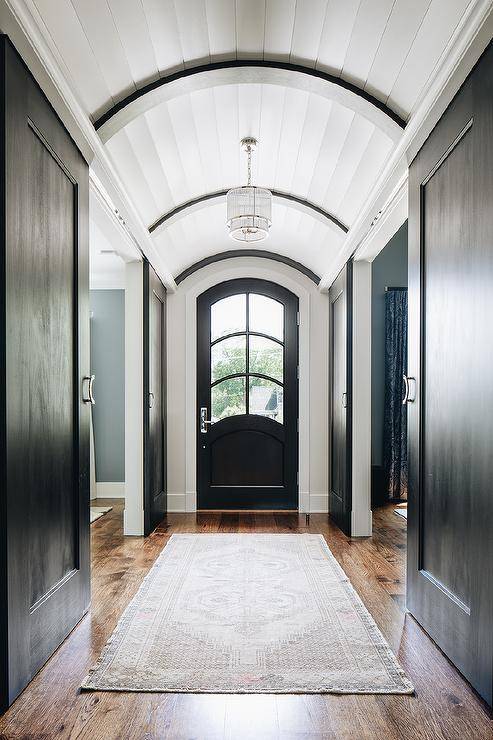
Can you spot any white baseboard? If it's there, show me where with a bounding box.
[309,492,329,513]
[167,492,187,512]
[124,506,144,536]
[167,491,329,513]
[351,507,373,537]
[96,481,125,499]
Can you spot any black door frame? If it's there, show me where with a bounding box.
[143,260,167,535]
[329,261,353,535]
[197,278,299,510]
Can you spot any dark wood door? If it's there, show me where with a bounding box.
[407,42,493,706]
[0,37,90,709]
[197,279,298,509]
[143,261,167,534]
[329,262,352,535]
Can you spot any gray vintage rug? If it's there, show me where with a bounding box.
[82,534,413,694]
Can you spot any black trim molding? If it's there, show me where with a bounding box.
[94,59,407,133]
[174,251,320,285]
[149,189,349,235]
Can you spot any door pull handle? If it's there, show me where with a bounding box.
[149,392,155,409]
[82,375,95,405]
[403,375,416,404]
[200,407,212,433]
[342,392,347,409]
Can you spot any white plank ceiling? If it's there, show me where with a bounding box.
[32,0,473,280]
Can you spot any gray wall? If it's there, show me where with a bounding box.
[371,222,408,467]
[90,290,125,482]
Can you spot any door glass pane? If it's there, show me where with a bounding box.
[249,294,283,340]
[211,294,246,340]
[211,377,246,422]
[211,335,246,382]
[249,377,283,423]
[249,336,283,383]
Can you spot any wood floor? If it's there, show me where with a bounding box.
[0,502,491,739]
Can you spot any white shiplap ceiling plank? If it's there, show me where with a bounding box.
[238,84,263,179]
[322,115,374,215]
[291,94,332,199]
[264,0,297,62]
[341,0,395,89]
[205,0,236,62]
[167,94,208,199]
[290,0,329,68]
[145,103,190,206]
[274,88,310,193]
[189,88,223,193]
[235,0,267,60]
[389,0,471,118]
[33,0,111,116]
[174,0,211,67]
[307,102,354,207]
[106,0,160,87]
[337,128,394,224]
[70,0,135,104]
[106,129,161,225]
[213,85,241,187]
[257,85,286,188]
[124,116,175,220]
[316,0,360,76]
[365,0,432,106]
[141,0,185,74]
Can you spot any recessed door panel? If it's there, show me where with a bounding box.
[407,41,493,706]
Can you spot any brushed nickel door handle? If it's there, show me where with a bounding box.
[403,375,416,404]
[342,392,347,409]
[82,375,95,405]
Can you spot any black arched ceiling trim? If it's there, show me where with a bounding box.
[149,189,349,234]
[94,59,406,132]
[174,251,320,285]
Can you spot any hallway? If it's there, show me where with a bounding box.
[1,504,490,740]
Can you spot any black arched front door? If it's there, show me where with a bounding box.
[197,279,298,510]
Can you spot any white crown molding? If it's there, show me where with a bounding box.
[1,0,177,292]
[353,173,408,263]
[319,0,493,290]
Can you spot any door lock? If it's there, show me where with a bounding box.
[200,407,212,433]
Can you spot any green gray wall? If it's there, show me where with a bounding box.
[371,222,408,468]
[90,290,125,482]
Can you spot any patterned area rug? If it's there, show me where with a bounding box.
[82,534,413,694]
[90,506,112,524]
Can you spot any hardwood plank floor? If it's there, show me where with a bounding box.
[0,501,491,739]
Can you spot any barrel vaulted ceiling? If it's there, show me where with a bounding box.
[33,0,472,281]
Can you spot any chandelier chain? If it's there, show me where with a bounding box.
[247,144,252,187]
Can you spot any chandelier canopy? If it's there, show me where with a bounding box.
[226,138,272,242]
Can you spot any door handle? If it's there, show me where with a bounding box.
[342,392,347,409]
[403,375,416,404]
[149,391,155,409]
[82,375,95,405]
[200,407,212,433]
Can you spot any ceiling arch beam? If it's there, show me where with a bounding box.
[95,60,406,144]
[174,250,320,286]
[149,189,349,236]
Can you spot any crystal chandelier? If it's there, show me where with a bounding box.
[226,137,272,242]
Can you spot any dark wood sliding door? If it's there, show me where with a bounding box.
[329,262,352,535]
[0,37,90,709]
[407,42,493,706]
[143,261,167,534]
[197,279,298,510]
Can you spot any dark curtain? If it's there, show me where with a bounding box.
[383,289,408,500]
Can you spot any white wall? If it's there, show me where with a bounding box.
[167,257,329,513]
